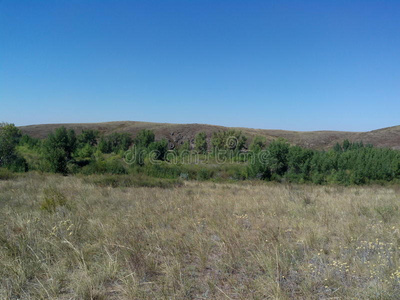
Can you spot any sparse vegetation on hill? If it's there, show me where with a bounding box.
[18,121,400,150]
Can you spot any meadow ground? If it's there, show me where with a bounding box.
[1,174,400,299]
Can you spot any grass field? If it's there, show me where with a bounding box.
[2,174,400,299]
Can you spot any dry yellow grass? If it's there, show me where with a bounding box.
[1,173,400,299]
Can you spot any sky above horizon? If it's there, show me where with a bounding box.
[1,0,399,131]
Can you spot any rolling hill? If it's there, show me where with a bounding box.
[19,121,400,150]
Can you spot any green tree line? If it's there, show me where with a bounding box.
[1,123,400,185]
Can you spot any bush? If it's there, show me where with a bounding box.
[0,168,15,180]
[79,156,127,175]
[7,156,28,172]
[106,159,127,174]
[40,187,68,213]
[80,161,107,175]
[197,168,213,180]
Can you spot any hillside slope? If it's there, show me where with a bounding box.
[19,121,400,150]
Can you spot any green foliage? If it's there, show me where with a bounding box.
[42,127,77,174]
[105,157,128,174]
[44,148,68,174]
[75,143,94,159]
[149,139,169,161]
[0,123,28,171]
[19,134,40,148]
[265,138,290,178]
[142,162,183,179]
[211,130,247,152]
[197,168,213,180]
[248,139,400,185]
[249,136,266,152]
[98,132,133,154]
[247,152,270,179]
[178,140,191,155]
[6,123,400,186]
[77,130,99,147]
[194,132,208,154]
[286,146,313,181]
[134,129,155,148]
[80,155,127,175]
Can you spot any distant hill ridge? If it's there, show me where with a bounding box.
[19,121,400,150]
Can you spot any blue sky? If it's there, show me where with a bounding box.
[1,0,399,131]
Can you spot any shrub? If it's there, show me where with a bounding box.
[249,136,266,152]
[7,156,28,172]
[106,159,127,174]
[197,168,213,181]
[80,161,107,175]
[40,187,68,213]
[195,132,208,154]
[0,168,15,180]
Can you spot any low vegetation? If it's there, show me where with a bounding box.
[2,174,400,299]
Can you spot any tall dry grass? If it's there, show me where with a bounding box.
[1,173,400,299]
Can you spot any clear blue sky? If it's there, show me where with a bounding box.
[1,0,399,131]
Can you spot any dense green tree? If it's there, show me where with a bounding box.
[149,139,169,161]
[98,132,133,153]
[287,146,313,175]
[195,132,208,154]
[98,137,111,153]
[265,138,290,177]
[0,123,27,171]
[77,130,99,147]
[43,127,77,174]
[343,139,351,151]
[211,130,247,152]
[249,136,266,152]
[134,129,155,148]
[75,143,94,159]
[19,134,40,148]
[0,123,21,165]
[333,142,342,153]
